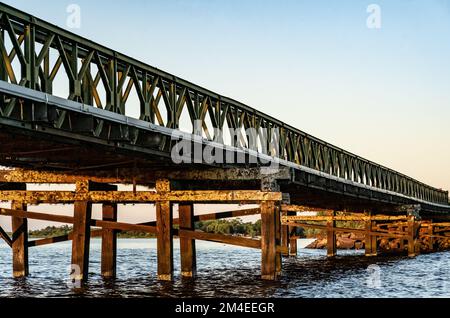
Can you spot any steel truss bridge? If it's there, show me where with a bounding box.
[1,2,450,283]
[0,3,448,214]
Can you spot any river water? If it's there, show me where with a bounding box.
[1,239,449,298]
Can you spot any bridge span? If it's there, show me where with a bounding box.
[0,3,449,282]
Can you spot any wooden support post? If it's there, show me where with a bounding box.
[371,220,377,256]
[99,183,118,278]
[327,211,337,258]
[71,181,92,282]
[179,203,196,278]
[399,224,405,251]
[11,190,28,278]
[261,201,277,280]
[101,202,118,278]
[288,212,298,256]
[275,204,282,275]
[156,179,173,281]
[365,212,377,257]
[408,216,417,257]
[280,211,289,257]
[428,224,434,252]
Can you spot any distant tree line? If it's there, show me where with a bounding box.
[196,219,262,238]
[26,219,265,239]
[29,225,72,238]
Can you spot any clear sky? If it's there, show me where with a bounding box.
[1,0,449,230]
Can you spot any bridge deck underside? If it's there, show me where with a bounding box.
[0,121,448,216]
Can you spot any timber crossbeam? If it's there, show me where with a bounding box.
[282,215,409,222]
[0,190,282,204]
[0,226,12,247]
[0,167,292,184]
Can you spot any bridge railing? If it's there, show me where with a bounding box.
[0,3,448,205]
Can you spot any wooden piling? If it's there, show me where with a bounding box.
[101,202,118,278]
[261,201,277,280]
[11,198,28,278]
[275,204,282,275]
[281,211,289,257]
[408,216,417,257]
[365,212,377,257]
[156,201,173,281]
[428,224,434,252]
[156,179,173,281]
[71,200,92,281]
[327,211,336,258]
[288,212,297,256]
[179,203,196,278]
[399,224,405,251]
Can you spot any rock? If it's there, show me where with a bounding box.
[316,238,328,249]
[379,238,390,250]
[305,240,317,249]
[389,240,399,250]
[338,237,355,249]
[341,233,351,239]
[355,242,364,250]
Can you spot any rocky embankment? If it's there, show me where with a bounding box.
[306,232,450,253]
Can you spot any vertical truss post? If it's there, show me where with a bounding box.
[69,42,79,100]
[156,179,173,281]
[43,44,52,93]
[111,58,118,113]
[179,203,196,279]
[24,22,36,89]
[0,29,5,110]
[0,28,6,81]
[82,64,93,106]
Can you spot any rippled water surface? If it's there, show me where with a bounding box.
[1,239,450,298]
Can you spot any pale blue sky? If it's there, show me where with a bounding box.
[0,0,449,229]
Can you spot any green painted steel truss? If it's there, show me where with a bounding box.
[0,2,448,206]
